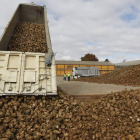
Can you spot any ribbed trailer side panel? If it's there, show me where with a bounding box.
[0,6,20,50]
[19,5,44,24]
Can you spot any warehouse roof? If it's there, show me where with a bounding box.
[55,60,114,66]
[115,60,140,66]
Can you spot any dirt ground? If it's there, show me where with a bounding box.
[57,76,140,95]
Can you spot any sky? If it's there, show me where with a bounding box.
[0,0,140,64]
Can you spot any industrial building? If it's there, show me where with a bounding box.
[55,60,115,76]
[115,60,140,67]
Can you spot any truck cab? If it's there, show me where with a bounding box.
[72,67,80,79]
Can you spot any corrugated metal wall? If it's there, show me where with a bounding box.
[56,64,115,76]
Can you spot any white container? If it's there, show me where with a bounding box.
[0,3,57,95]
[0,51,57,95]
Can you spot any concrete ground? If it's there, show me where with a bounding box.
[57,76,140,95]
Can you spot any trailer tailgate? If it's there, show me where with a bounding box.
[0,51,57,95]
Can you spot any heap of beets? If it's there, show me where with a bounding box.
[73,64,140,87]
[0,87,140,140]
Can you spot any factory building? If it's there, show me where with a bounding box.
[55,60,115,76]
[115,60,140,68]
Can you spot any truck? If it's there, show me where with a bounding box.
[0,3,57,96]
[72,67,100,79]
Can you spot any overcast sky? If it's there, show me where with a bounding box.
[0,0,140,63]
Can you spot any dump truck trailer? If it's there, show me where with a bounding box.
[72,67,100,79]
[0,3,57,96]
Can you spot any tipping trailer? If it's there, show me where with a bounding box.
[0,3,57,96]
[72,67,100,79]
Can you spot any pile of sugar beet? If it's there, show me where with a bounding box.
[7,22,47,53]
[73,64,140,87]
[0,87,140,140]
